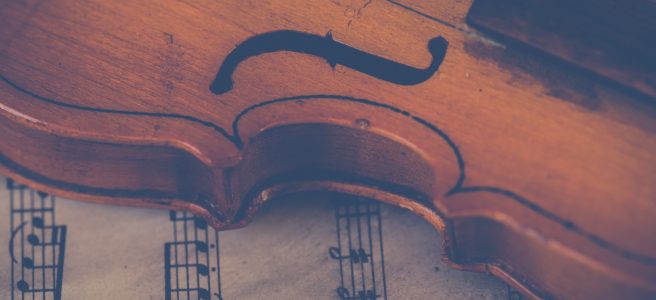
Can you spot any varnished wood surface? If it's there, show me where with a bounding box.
[1,1,655,298]
[468,0,656,98]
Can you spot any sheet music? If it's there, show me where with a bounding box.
[165,211,222,300]
[329,198,386,300]
[6,179,66,300]
[1,176,516,299]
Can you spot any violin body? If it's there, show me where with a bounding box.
[1,0,654,298]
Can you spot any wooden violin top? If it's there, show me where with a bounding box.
[0,0,654,298]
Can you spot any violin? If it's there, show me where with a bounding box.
[1,0,654,298]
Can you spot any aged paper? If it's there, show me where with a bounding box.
[0,176,509,299]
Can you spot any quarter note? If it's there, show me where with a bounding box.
[165,261,210,276]
[16,280,56,293]
[21,257,59,270]
[7,179,67,300]
[198,288,211,299]
[164,210,222,300]
[166,240,209,252]
[27,217,64,246]
[329,247,370,263]
[331,198,387,300]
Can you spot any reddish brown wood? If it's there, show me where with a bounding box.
[0,1,655,298]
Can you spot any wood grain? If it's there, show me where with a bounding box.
[468,0,656,98]
[1,0,655,298]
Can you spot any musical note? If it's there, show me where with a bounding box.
[21,256,60,270]
[330,198,387,300]
[16,279,56,293]
[337,287,379,300]
[165,261,210,276]
[166,240,209,252]
[330,247,371,263]
[164,211,222,300]
[26,217,65,247]
[7,179,67,300]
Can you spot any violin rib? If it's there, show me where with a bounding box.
[1,0,654,298]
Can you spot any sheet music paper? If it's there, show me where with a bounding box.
[165,211,222,300]
[1,175,514,299]
[4,179,66,299]
[329,198,387,300]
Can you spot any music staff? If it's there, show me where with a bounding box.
[164,211,223,300]
[7,178,67,300]
[336,287,379,300]
[329,198,388,300]
[329,247,371,264]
